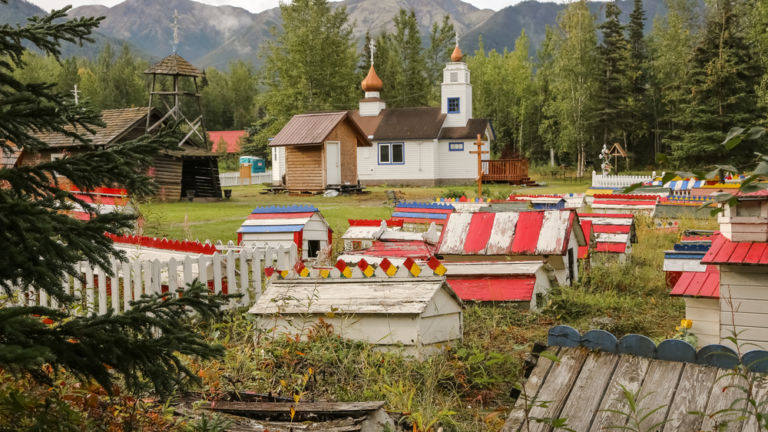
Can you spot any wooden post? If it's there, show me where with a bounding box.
[469,134,488,198]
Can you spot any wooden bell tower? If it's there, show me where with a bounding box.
[141,11,221,201]
[144,54,207,147]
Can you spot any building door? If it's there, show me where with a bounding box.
[326,141,341,185]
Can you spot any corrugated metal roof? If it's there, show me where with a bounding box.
[437,210,580,256]
[447,278,536,301]
[249,277,458,315]
[701,233,768,265]
[270,112,347,146]
[144,53,203,77]
[32,107,149,148]
[270,112,373,147]
[670,266,720,298]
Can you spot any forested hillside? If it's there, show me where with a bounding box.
[13,0,768,170]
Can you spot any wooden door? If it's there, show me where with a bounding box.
[325,141,340,185]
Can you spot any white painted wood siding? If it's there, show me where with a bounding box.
[436,139,489,180]
[685,297,720,346]
[357,140,436,182]
[719,265,768,350]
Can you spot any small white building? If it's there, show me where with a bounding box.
[701,190,768,350]
[237,205,331,260]
[350,42,494,186]
[249,277,463,355]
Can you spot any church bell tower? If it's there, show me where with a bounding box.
[441,35,472,127]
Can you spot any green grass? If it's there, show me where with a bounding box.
[139,179,592,243]
[137,179,718,431]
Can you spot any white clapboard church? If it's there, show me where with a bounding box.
[273,38,494,188]
[350,40,494,186]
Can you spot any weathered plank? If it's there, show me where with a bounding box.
[635,359,684,431]
[588,354,651,432]
[202,400,385,414]
[740,373,768,432]
[502,347,560,432]
[484,212,518,255]
[438,212,473,255]
[700,369,748,432]
[661,363,717,432]
[558,351,620,431]
[523,347,588,432]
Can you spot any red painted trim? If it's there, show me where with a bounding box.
[294,230,303,257]
[595,243,627,253]
[328,229,333,247]
[446,277,537,301]
[105,233,217,255]
[394,207,454,214]
[390,217,448,225]
[592,200,657,206]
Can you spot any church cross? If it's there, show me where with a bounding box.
[455,31,460,47]
[369,40,376,66]
[171,10,180,53]
[71,84,80,105]
[469,134,488,198]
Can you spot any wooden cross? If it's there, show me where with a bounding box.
[171,10,180,53]
[71,84,79,105]
[469,133,488,198]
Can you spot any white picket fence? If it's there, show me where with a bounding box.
[7,245,297,315]
[591,171,656,188]
[220,171,272,187]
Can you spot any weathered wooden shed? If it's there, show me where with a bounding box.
[503,325,768,432]
[437,210,586,285]
[269,112,372,192]
[237,205,331,260]
[249,277,463,355]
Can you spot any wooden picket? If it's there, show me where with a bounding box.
[5,245,296,316]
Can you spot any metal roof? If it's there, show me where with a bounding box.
[701,233,768,265]
[446,278,536,302]
[437,210,582,256]
[249,277,458,315]
[670,266,720,298]
[270,112,372,147]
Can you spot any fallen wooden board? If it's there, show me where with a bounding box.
[202,400,386,415]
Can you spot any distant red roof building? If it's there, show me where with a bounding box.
[209,130,247,153]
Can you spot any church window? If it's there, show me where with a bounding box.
[449,142,464,151]
[450,71,458,82]
[447,97,460,113]
[378,143,404,164]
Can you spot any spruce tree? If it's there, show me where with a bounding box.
[626,0,653,165]
[666,0,765,166]
[376,9,430,107]
[597,2,630,154]
[0,4,227,395]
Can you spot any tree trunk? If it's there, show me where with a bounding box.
[550,148,555,168]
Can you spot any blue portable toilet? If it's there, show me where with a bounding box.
[239,156,266,174]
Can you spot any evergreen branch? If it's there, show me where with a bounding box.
[0,282,233,396]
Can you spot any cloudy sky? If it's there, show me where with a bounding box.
[28,0,534,14]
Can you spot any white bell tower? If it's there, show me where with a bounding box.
[441,34,472,127]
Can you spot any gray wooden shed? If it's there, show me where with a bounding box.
[249,277,463,356]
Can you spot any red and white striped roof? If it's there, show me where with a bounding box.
[578,213,635,256]
[591,194,658,214]
[701,232,768,265]
[437,210,583,256]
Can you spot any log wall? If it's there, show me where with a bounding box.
[285,145,323,191]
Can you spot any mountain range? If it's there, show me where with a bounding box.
[4,0,667,69]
